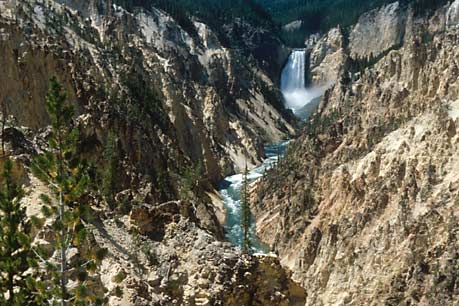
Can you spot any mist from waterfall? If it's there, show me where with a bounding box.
[281,49,326,113]
[219,50,328,254]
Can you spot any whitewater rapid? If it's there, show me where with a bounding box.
[219,141,290,253]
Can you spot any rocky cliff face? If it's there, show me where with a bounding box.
[308,27,345,86]
[349,1,406,59]
[0,0,294,189]
[93,204,306,305]
[255,1,459,305]
[222,18,292,84]
[0,0,296,244]
[304,1,407,88]
[0,0,304,304]
[19,171,306,305]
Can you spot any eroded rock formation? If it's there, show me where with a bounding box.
[255,1,459,305]
[0,0,303,304]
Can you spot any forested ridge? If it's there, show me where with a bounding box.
[257,0,450,46]
[113,0,277,47]
[113,0,450,47]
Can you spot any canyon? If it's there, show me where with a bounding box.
[254,1,459,305]
[0,0,299,304]
[1,0,459,305]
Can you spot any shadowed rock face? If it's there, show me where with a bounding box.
[255,2,459,305]
[0,1,303,305]
[0,0,295,194]
[222,18,291,83]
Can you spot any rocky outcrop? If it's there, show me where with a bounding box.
[0,1,302,305]
[17,163,306,306]
[94,214,306,306]
[1,120,304,305]
[222,18,291,83]
[349,1,406,59]
[283,20,302,32]
[308,27,345,86]
[0,0,295,195]
[447,0,459,27]
[255,1,459,305]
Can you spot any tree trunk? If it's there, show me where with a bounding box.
[60,190,66,306]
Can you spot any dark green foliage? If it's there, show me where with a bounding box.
[183,0,277,48]
[117,0,274,27]
[113,0,198,37]
[113,0,277,47]
[31,77,107,305]
[112,271,126,284]
[120,70,167,128]
[240,164,251,254]
[0,159,42,305]
[403,0,449,16]
[101,132,119,210]
[114,286,123,298]
[171,0,274,28]
[179,162,203,202]
[259,0,396,46]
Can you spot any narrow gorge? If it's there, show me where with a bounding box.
[219,46,324,254]
[254,1,459,305]
[1,0,459,305]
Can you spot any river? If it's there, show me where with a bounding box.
[218,141,290,253]
[218,49,324,253]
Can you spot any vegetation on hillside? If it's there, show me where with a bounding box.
[259,0,450,46]
[0,159,41,305]
[258,0,399,46]
[113,0,277,47]
[115,0,451,47]
[32,77,107,305]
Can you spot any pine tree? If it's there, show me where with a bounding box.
[1,98,8,155]
[179,162,202,202]
[102,132,118,210]
[240,164,251,254]
[32,77,106,306]
[0,158,42,305]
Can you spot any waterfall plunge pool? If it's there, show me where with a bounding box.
[281,49,328,120]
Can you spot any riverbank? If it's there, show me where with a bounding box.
[218,141,291,253]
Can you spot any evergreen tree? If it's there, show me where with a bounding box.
[179,162,202,202]
[32,77,106,306]
[0,159,42,305]
[101,132,118,210]
[1,98,8,155]
[240,164,251,254]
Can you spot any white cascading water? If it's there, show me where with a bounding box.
[219,50,326,254]
[219,141,290,254]
[281,49,325,113]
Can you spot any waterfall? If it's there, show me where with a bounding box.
[281,49,325,114]
[218,50,327,254]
